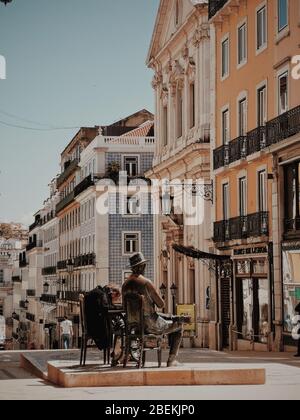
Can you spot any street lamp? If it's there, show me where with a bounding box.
[159,283,167,313]
[0,0,12,5]
[170,283,178,315]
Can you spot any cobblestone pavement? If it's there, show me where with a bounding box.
[0,349,299,400]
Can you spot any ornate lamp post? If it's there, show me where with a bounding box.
[170,283,178,315]
[159,283,167,313]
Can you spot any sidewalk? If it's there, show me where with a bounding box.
[0,349,299,400]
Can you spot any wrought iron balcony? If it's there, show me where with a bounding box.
[12,276,22,283]
[56,190,75,214]
[0,282,12,288]
[213,105,300,170]
[26,240,43,252]
[58,291,81,302]
[57,260,67,270]
[26,289,36,297]
[57,158,79,188]
[209,0,228,19]
[42,266,57,276]
[229,136,247,164]
[74,174,95,197]
[74,253,96,268]
[40,294,57,304]
[214,212,269,242]
[29,219,42,232]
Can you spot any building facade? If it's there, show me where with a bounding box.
[146,0,213,348]
[209,0,300,352]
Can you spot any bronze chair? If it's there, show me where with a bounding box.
[123,292,163,369]
[79,294,110,366]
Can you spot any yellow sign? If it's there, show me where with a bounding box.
[176,304,196,333]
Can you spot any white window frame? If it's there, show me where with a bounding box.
[238,175,248,217]
[122,155,140,177]
[222,181,230,221]
[237,92,248,137]
[122,231,141,256]
[221,34,230,81]
[221,105,230,145]
[256,2,268,55]
[124,195,141,218]
[257,166,268,213]
[237,19,247,69]
[256,80,268,126]
[277,68,289,115]
[278,0,289,33]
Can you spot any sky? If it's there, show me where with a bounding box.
[0,0,159,226]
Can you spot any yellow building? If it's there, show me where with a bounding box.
[210,0,300,351]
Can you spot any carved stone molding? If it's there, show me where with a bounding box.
[152,71,163,90]
[192,23,210,47]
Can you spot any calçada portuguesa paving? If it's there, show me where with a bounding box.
[0,349,299,400]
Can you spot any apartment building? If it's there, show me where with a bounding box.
[146,0,213,348]
[209,0,300,352]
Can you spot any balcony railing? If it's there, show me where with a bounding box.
[209,0,228,19]
[56,190,75,214]
[40,294,57,305]
[74,253,96,268]
[0,282,12,288]
[27,289,36,297]
[57,260,67,270]
[26,240,43,252]
[57,291,81,302]
[29,219,42,232]
[42,266,57,276]
[57,158,79,188]
[74,174,95,198]
[12,276,22,283]
[214,212,269,242]
[213,105,300,170]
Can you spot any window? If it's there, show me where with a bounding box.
[222,37,229,78]
[258,170,267,212]
[223,183,230,221]
[126,196,140,216]
[189,82,195,128]
[222,109,230,145]
[257,85,267,126]
[239,98,247,136]
[278,72,288,114]
[176,87,183,138]
[284,162,300,229]
[239,177,247,217]
[163,106,168,147]
[123,233,140,255]
[0,270,3,284]
[278,0,288,32]
[257,5,267,51]
[124,156,139,177]
[238,23,247,65]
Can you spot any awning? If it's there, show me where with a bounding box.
[172,244,230,261]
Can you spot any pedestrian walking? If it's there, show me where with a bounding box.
[60,316,73,350]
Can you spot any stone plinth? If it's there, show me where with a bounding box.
[47,361,266,388]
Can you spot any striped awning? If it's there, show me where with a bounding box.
[172,244,230,261]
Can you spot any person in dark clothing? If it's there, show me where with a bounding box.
[295,303,300,357]
[122,252,184,368]
[84,286,113,351]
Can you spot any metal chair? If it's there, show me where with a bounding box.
[79,294,110,366]
[123,292,163,369]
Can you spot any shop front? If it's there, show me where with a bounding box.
[282,242,300,351]
[232,244,273,352]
